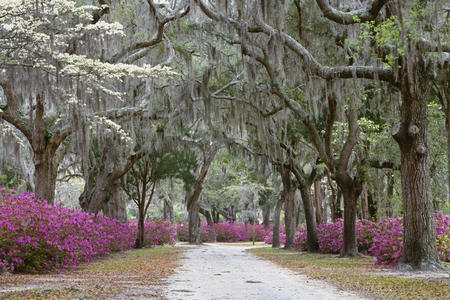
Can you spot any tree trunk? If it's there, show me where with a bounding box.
[228,204,236,223]
[281,167,296,249]
[322,191,328,223]
[102,184,127,220]
[166,198,175,224]
[262,207,271,230]
[360,184,369,220]
[80,169,115,214]
[272,196,284,248]
[212,209,220,223]
[367,189,377,221]
[186,147,217,243]
[335,175,362,257]
[447,110,450,208]
[385,171,394,218]
[30,95,60,205]
[199,207,214,227]
[327,172,341,222]
[34,151,57,204]
[163,199,169,220]
[296,199,303,226]
[341,187,361,257]
[444,72,450,211]
[187,187,201,244]
[289,165,320,253]
[314,180,323,224]
[335,189,343,220]
[136,208,145,248]
[392,69,439,270]
[298,183,320,252]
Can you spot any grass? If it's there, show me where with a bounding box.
[0,246,183,300]
[79,246,181,277]
[249,248,450,300]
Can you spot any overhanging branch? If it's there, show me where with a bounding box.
[315,0,389,25]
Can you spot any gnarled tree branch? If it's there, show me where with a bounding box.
[315,0,390,25]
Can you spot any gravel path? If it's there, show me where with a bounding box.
[163,244,367,300]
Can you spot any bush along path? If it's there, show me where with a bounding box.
[0,247,182,299]
[0,190,176,273]
[0,190,181,299]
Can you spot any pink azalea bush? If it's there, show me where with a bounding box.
[368,217,404,266]
[0,190,134,273]
[177,222,269,242]
[0,190,177,273]
[435,212,450,262]
[128,220,176,247]
[176,223,189,241]
[201,222,217,242]
[263,225,286,245]
[293,213,450,266]
[214,222,247,242]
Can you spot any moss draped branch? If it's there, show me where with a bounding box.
[315,0,390,25]
[194,0,396,84]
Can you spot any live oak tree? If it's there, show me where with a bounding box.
[192,0,449,270]
[183,134,219,244]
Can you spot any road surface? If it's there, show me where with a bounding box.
[163,244,366,300]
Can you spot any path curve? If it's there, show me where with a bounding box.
[163,244,367,300]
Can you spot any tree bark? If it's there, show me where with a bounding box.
[187,189,201,244]
[166,198,175,223]
[163,199,169,220]
[212,209,220,223]
[288,165,320,253]
[341,188,361,257]
[314,180,323,224]
[281,167,296,249]
[298,183,320,252]
[322,190,328,223]
[102,185,127,220]
[443,72,450,212]
[272,196,284,248]
[360,184,369,220]
[31,96,66,204]
[334,189,343,220]
[227,204,236,223]
[136,208,145,248]
[262,207,271,230]
[335,174,363,257]
[327,173,341,221]
[385,171,394,218]
[187,147,217,244]
[199,207,214,227]
[367,188,377,221]
[34,151,57,204]
[80,148,142,214]
[392,65,440,270]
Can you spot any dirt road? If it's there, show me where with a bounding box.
[163,244,366,300]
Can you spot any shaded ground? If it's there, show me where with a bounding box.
[250,248,450,300]
[0,247,182,300]
[2,244,447,299]
[164,243,367,300]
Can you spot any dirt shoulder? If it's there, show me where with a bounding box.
[249,248,450,300]
[0,247,183,300]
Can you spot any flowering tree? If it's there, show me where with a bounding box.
[0,0,171,204]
